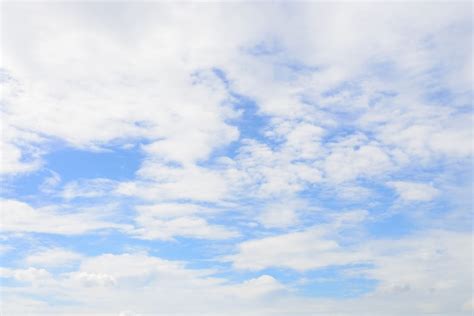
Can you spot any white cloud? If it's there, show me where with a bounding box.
[231,275,284,298]
[388,181,439,201]
[71,272,117,287]
[61,178,116,200]
[0,252,290,315]
[0,267,51,283]
[257,201,300,228]
[323,135,393,183]
[0,2,471,316]
[2,230,471,315]
[224,229,472,315]
[132,215,238,241]
[135,203,215,219]
[0,199,128,235]
[0,118,44,175]
[226,210,368,271]
[25,248,82,268]
[118,164,230,202]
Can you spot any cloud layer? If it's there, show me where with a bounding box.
[0,2,472,316]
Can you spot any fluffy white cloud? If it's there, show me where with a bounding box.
[0,252,290,315]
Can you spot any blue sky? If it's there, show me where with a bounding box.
[0,2,472,316]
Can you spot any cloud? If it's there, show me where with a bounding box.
[232,275,285,298]
[132,216,239,241]
[60,178,117,200]
[257,205,299,228]
[24,248,83,268]
[388,181,439,202]
[118,164,230,202]
[70,272,117,287]
[2,230,471,316]
[225,229,472,315]
[134,203,216,219]
[0,252,290,315]
[0,2,472,316]
[0,267,51,283]
[0,199,128,235]
[226,210,368,271]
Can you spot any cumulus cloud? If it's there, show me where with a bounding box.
[1,252,291,315]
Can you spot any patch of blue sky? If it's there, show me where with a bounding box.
[299,179,419,239]
[367,212,416,239]
[1,169,51,200]
[0,237,32,268]
[1,143,143,202]
[16,230,142,259]
[45,144,143,182]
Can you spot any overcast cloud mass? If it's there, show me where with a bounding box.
[0,1,473,315]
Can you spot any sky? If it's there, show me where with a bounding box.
[0,2,472,316]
